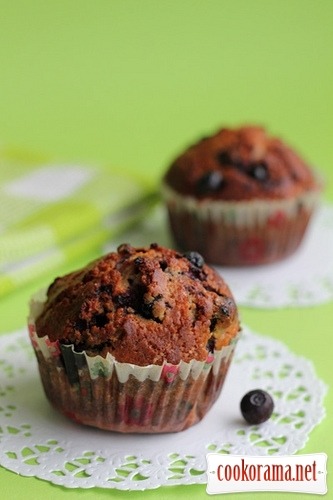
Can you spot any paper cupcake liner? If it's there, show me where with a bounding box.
[28,290,239,433]
[161,183,321,266]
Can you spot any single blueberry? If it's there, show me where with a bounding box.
[240,389,274,424]
[196,170,224,195]
[249,163,269,182]
[220,304,231,316]
[183,251,205,268]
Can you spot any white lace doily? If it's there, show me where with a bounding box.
[0,326,326,490]
[106,203,333,309]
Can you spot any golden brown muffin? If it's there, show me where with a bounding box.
[162,125,322,265]
[29,243,240,433]
[164,125,318,200]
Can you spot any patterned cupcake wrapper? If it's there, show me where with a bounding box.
[161,183,321,265]
[161,183,321,227]
[28,289,239,433]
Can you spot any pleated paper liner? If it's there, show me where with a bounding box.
[162,183,321,266]
[28,289,239,433]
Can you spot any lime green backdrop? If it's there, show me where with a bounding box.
[0,1,332,499]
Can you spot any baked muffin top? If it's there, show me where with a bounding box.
[163,125,319,201]
[35,243,240,366]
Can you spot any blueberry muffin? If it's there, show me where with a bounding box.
[162,125,322,265]
[28,243,240,433]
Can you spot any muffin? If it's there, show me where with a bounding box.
[28,243,240,433]
[162,125,322,266]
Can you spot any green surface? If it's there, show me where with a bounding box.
[0,1,332,499]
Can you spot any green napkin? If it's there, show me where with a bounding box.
[0,148,158,297]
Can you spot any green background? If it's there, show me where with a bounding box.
[0,1,332,499]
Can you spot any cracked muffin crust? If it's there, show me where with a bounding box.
[36,243,240,365]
